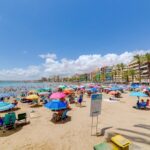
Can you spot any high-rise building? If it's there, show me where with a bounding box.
[129,60,149,83]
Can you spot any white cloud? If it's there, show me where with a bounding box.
[0,50,149,80]
[0,66,41,80]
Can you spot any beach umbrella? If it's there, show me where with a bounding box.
[38,92,50,96]
[88,84,94,88]
[45,99,67,111]
[130,84,140,89]
[86,88,98,93]
[37,88,52,93]
[80,85,85,89]
[50,92,66,99]
[0,102,15,112]
[26,94,39,100]
[28,90,37,95]
[59,85,66,90]
[63,90,72,95]
[110,87,122,91]
[130,92,148,97]
[63,89,74,95]
[130,91,148,100]
[0,93,16,99]
[36,89,45,93]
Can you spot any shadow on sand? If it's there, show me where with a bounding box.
[91,126,113,137]
[0,126,22,137]
[50,116,71,124]
[30,104,43,108]
[107,131,150,145]
[134,124,150,130]
[117,128,150,138]
[0,107,21,114]
[0,122,30,137]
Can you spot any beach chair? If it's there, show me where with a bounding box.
[2,112,16,132]
[52,113,61,122]
[93,142,111,150]
[0,117,4,128]
[16,98,21,101]
[61,110,68,121]
[16,113,27,124]
[111,135,131,150]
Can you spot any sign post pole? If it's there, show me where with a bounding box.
[90,93,102,136]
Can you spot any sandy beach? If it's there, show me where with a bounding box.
[0,92,150,150]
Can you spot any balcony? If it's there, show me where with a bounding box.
[142,70,148,73]
[140,65,148,69]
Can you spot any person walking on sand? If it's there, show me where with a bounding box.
[78,91,83,107]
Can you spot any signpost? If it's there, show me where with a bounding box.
[90,93,102,136]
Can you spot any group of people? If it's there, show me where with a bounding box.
[136,99,150,109]
[51,89,84,122]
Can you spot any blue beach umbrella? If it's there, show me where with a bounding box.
[0,93,16,99]
[130,92,148,97]
[130,91,148,100]
[90,88,98,93]
[45,100,67,111]
[110,87,122,91]
[0,102,15,112]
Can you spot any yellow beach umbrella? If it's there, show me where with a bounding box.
[26,94,39,100]
[28,90,37,95]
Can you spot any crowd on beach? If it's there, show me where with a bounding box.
[0,82,150,132]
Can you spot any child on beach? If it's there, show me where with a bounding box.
[78,91,83,107]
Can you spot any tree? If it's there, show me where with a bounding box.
[120,63,126,83]
[116,64,121,83]
[112,70,117,83]
[129,69,136,83]
[134,54,142,83]
[123,70,129,83]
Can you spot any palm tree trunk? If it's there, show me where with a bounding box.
[132,75,134,83]
[139,63,141,83]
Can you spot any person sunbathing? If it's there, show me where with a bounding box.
[137,99,147,109]
[146,99,150,106]
[12,100,18,107]
[141,100,147,108]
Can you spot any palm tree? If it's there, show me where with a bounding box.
[109,72,114,83]
[129,69,136,83]
[123,70,129,83]
[134,54,142,83]
[116,64,121,83]
[120,63,125,83]
[143,53,150,85]
[112,70,117,83]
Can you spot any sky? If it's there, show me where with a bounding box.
[0,0,150,80]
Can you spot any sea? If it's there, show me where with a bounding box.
[0,81,50,88]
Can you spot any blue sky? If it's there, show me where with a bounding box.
[0,0,150,79]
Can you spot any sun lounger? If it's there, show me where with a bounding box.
[52,110,68,122]
[52,113,61,122]
[16,113,28,124]
[93,142,111,150]
[61,110,68,121]
[2,112,16,132]
[111,135,131,149]
[16,98,21,101]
